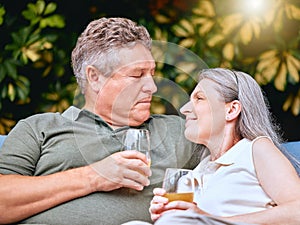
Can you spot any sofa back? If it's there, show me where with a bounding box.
[0,135,5,148]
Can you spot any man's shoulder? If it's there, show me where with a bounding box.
[23,106,78,122]
[19,106,77,130]
[150,114,184,122]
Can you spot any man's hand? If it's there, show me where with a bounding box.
[88,150,152,192]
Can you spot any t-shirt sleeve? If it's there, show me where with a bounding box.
[0,120,41,175]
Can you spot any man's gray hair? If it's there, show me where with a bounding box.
[71,17,152,93]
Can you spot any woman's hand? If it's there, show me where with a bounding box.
[149,188,206,221]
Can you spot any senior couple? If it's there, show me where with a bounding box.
[0,17,299,225]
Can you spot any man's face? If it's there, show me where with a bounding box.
[95,44,157,127]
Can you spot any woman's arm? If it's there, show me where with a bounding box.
[226,137,300,225]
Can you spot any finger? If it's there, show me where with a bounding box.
[120,176,148,191]
[125,158,152,176]
[151,213,161,222]
[118,151,152,176]
[164,200,195,210]
[149,202,164,213]
[151,195,168,204]
[122,169,150,188]
[153,187,166,195]
[120,150,149,165]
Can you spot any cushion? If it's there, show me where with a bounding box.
[0,135,6,149]
[281,141,300,175]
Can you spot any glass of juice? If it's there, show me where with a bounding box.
[162,168,194,202]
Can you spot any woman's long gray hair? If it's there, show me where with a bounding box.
[199,68,283,147]
[196,68,300,175]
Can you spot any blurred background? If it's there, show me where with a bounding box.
[0,0,299,141]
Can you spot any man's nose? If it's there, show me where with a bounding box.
[142,75,157,94]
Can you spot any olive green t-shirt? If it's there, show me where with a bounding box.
[0,106,205,225]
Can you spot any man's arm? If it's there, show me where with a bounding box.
[0,150,151,224]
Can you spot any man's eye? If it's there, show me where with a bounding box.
[130,73,142,78]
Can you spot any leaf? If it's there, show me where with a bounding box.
[207,34,224,47]
[274,9,283,32]
[220,13,243,35]
[0,65,6,82]
[239,22,252,45]
[264,6,276,26]
[0,6,5,25]
[180,19,194,34]
[285,3,300,20]
[175,73,189,83]
[4,60,17,79]
[197,19,215,35]
[22,8,36,21]
[40,15,65,28]
[250,20,261,38]
[193,0,215,17]
[1,85,7,98]
[286,54,299,82]
[155,14,171,24]
[44,2,57,15]
[23,48,41,62]
[287,53,300,69]
[257,57,279,72]
[153,27,168,41]
[176,62,197,74]
[179,38,195,48]
[274,63,287,91]
[283,93,293,111]
[8,83,16,101]
[259,50,278,60]
[222,42,235,61]
[173,19,194,37]
[36,0,46,15]
[262,65,278,82]
[291,94,300,115]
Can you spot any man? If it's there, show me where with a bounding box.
[0,17,202,224]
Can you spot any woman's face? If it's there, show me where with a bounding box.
[180,78,227,145]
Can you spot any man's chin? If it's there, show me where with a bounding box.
[129,112,150,126]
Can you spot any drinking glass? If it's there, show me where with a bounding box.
[123,128,151,166]
[162,168,195,202]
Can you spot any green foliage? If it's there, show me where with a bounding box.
[0,0,68,133]
[147,0,300,116]
[0,0,299,136]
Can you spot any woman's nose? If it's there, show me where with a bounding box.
[180,101,192,115]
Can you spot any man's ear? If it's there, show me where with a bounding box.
[225,100,241,121]
[86,65,103,92]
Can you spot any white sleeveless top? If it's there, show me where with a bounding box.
[193,137,274,216]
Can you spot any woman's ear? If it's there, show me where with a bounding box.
[225,100,241,121]
[86,65,103,92]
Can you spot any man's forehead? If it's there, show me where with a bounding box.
[119,60,156,70]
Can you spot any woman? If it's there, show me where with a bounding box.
[150,68,300,225]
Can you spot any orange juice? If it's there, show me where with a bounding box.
[164,192,194,203]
